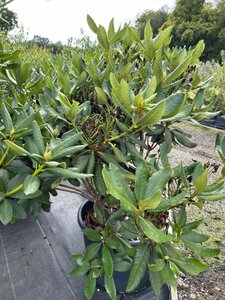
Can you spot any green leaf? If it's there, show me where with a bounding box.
[0,199,13,225]
[194,171,208,195]
[2,103,13,135]
[140,217,175,243]
[23,175,40,196]
[148,259,164,272]
[163,92,186,118]
[181,231,209,243]
[97,25,109,50]
[102,164,136,212]
[67,101,79,123]
[82,228,101,242]
[102,245,114,278]
[176,205,186,228]
[52,145,86,160]
[84,271,96,300]
[153,191,187,212]
[173,129,197,148]
[134,161,149,201]
[110,143,128,166]
[136,100,165,127]
[87,14,98,34]
[5,140,32,157]
[144,21,153,42]
[94,163,106,196]
[95,87,107,104]
[45,168,92,179]
[139,191,162,211]
[145,167,172,199]
[161,263,177,288]
[184,241,220,258]
[126,244,150,292]
[149,269,164,296]
[32,120,45,155]
[199,193,225,201]
[171,257,208,276]
[57,92,71,108]
[112,79,131,111]
[164,53,193,84]
[104,274,116,300]
[69,263,90,276]
[83,243,101,262]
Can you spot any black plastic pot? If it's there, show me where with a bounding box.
[77,200,171,299]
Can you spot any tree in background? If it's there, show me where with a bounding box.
[0,0,17,33]
[135,6,169,39]
[135,0,225,61]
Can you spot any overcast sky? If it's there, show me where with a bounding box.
[7,0,176,44]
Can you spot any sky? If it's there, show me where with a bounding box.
[7,0,176,44]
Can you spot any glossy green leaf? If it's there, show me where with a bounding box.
[145,166,172,199]
[153,191,187,213]
[102,164,136,212]
[173,129,197,148]
[46,168,93,179]
[23,175,40,196]
[52,145,86,160]
[32,120,45,155]
[182,231,209,243]
[84,271,96,300]
[87,15,98,34]
[140,217,175,243]
[161,264,177,288]
[148,259,164,272]
[163,92,185,118]
[194,171,208,195]
[104,274,116,300]
[97,25,109,50]
[185,241,220,258]
[126,244,150,292]
[5,140,32,157]
[102,245,114,278]
[83,243,101,262]
[1,103,13,134]
[136,100,165,127]
[95,87,107,104]
[94,163,106,196]
[0,199,13,225]
[82,228,101,242]
[134,161,149,201]
[149,269,164,296]
[139,191,162,211]
[171,257,208,276]
[69,263,90,276]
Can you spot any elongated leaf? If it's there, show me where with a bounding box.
[102,164,136,212]
[0,199,13,225]
[5,140,32,157]
[161,264,177,287]
[173,130,197,148]
[184,241,220,258]
[126,244,150,292]
[148,259,164,272]
[153,191,187,212]
[139,191,162,211]
[84,271,96,300]
[46,168,92,179]
[83,228,101,242]
[163,92,185,118]
[52,145,86,160]
[145,167,172,199]
[97,25,109,50]
[2,103,13,134]
[23,175,40,196]
[87,15,98,34]
[182,231,209,243]
[171,257,208,276]
[104,275,116,300]
[135,161,149,201]
[69,263,90,276]
[137,100,165,127]
[164,53,192,84]
[94,163,106,196]
[95,87,107,104]
[149,269,164,296]
[140,217,175,243]
[194,171,208,195]
[32,120,45,155]
[83,243,101,262]
[102,245,113,278]
[199,193,225,201]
